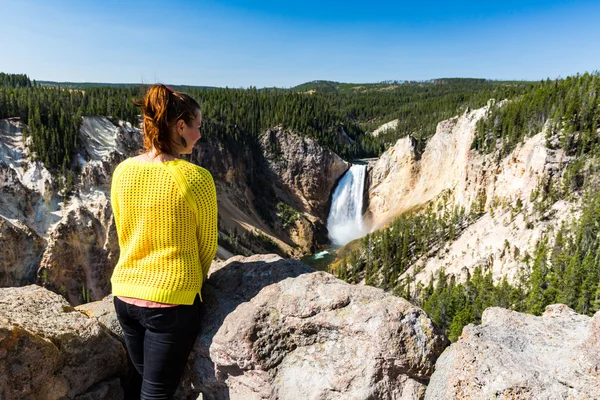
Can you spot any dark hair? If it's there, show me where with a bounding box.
[135,84,200,156]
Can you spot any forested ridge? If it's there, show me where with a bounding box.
[1,72,532,172]
[474,72,600,157]
[0,75,139,171]
[334,72,600,340]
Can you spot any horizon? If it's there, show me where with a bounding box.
[30,76,545,90]
[0,0,599,87]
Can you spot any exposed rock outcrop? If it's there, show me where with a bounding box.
[195,128,350,255]
[371,119,400,137]
[365,106,575,286]
[0,118,55,197]
[0,119,56,287]
[190,136,294,255]
[366,108,490,228]
[0,216,44,286]
[260,128,349,221]
[186,254,448,399]
[32,117,142,305]
[0,285,127,400]
[425,305,600,399]
[78,116,144,192]
[39,195,119,305]
[0,116,139,298]
[367,134,418,216]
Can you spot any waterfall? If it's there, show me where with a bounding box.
[327,164,367,246]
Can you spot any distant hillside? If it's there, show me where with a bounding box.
[292,78,530,94]
[292,80,401,93]
[37,80,218,92]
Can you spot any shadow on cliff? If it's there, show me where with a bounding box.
[182,256,314,400]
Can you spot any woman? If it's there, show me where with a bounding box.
[110,84,218,399]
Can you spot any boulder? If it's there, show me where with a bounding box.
[186,254,448,400]
[0,285,127,400]
[425,304,600,399]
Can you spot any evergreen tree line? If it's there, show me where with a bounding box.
[473,72,600,158]
[185,79,531,160]
[290,78,533,156]
[422,186,600,342]
[331,199,513,342]
[0,73,32,88]
[335,194,483,290]
[1,72,534,174]
[0,82,139,170]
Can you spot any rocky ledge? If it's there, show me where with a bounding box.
[0,285,126,400]
[3,255,598,400]
[184,254,448,400]
[2,255,447,400]
[425,304,600,399]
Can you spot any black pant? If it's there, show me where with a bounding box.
[114,296,201,400]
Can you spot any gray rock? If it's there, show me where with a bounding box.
[259,128,349,221]
[425,304,600,400]
[0,285,127,399]
[185,254,448,400]
[76,294,123,339]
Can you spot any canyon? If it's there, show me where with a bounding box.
[0,94,598,399]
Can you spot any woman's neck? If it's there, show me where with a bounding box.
[140,149,179,162]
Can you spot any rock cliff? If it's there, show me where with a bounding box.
[365,105,576,286]
[258,128,348,251]
[0,216,45,286]
[39,195,119,305]
[0,118,57,287]
[190,133,312,257]
[259,128,348,221]
[0,116,141,301]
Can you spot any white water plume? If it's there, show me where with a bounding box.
[327,164,367,246]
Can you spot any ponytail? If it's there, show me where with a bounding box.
[135,84,200,156]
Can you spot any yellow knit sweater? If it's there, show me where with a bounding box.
[110,158,218,305]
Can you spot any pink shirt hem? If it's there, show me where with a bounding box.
[117,296,178,308]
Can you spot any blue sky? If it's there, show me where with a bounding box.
[0,0,598,87]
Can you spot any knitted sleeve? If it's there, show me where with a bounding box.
[110,161,126,236]
[189,166,218,280]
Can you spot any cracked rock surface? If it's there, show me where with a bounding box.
[0,285,126,399]
[186,254,448,400]
[425,304,600,400]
